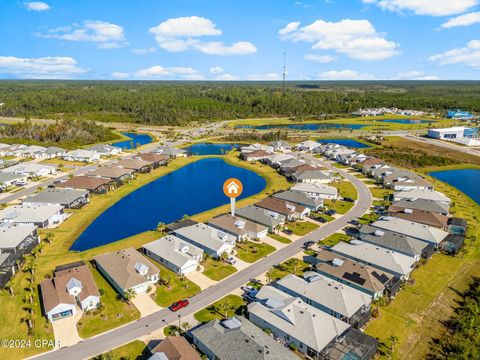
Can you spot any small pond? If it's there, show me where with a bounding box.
[185,143,240,155]
[112,132,153,150]
[236,123,367,130]
[429,169,480,205]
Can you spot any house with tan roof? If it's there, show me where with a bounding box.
[86,165,135,184]
[94,247,159,297]
[136,153,169,168]
[116,158,154,173]
[208,214,268,241]
[388,206,449,229]
[40,261,100,322]
[56,176,115,194]
[150,336,201,360]
[239,150,272,162]
[255,197,310,221]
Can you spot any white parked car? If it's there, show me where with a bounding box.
[226,256,236,265]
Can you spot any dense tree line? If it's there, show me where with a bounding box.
[223,130,288,142]
[0,81,479,125]
[428,277,480,360]
[0,118,119,148]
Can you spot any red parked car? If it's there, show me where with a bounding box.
[169,299,189,312]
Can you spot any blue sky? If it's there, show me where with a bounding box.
[1,0,480,80]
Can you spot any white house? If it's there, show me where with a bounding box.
[0,172,28,189]
[296,140,320,152]
[393,189,451,205]
[0,204,65,228]
[291,183,338,200]
[63,149,100,163]
[86,144,122,156]
[142,235,203,275]
[1,162,56,177]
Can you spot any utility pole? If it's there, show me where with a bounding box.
[282,51,287,95]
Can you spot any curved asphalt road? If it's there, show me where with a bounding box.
[32,155,372,360]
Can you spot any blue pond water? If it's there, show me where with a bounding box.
[237,123,367,130]
[70,158,266,251]
[112,132,153,149]
[317,139,370,148]
[185,143,240,155]
[429,169,480,205]
[379,119,430,124]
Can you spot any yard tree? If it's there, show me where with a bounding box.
[124,289,136,304]
[156,222,166,233]
[44,231,55,244]
[4,279,14,296]
[389,335,399,351]
[181,321,191,333]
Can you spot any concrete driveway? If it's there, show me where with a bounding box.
[51,308,83,348]
[131,292,162,317]
[185,270,217,290]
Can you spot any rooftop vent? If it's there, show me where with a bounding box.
[374,230,385,237]
[404,208,413,214]
[332,258,344,267]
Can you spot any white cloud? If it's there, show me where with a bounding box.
[279,19,399,61]
[247,72,282,81]
[149,16,257,56]
[304,54,336,63]
[429,39,480,67]
[209,66,224,74]
[362,0,478,16]
[26,2,50,11]
[36,20,127,49]
[215,73,240,80]
[133,65,201,79]
[0,56,87,79]
[441,12,480,29]
[397,70,439,80]
[111,72,129,79]
[131,47,156,55]
[318,70,376,80]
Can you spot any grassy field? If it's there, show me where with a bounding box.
[77,267,140,339]
[236,241,276,263]
[286,221,319,236]
[321,233,351,247]
[324,199,354,214]
[97,340,149,360]
[266,258,310,282]
[268,233,292,244]
[369,186,394,200]
[331,179,358,200]
[202,257,237,281]
[194,294,245,324]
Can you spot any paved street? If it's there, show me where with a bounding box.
[32,158,372,360]
[401,134,480,158]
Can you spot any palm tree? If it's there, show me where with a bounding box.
[123,289,136,305]
[44,232,55,244]
[265,269,276,284]
[288,258,300,275]
[181,321,191,333]
[5,279,14,296]
[389,334,399,351]
[164,274,172,289]
[218,299,232,319]
[182,214,190,221]
[156,222,166,233]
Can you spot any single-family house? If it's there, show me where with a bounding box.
[255,197,310,220]
[40,261,100,322]
[62,149,100,163]
[369,216,449,246]
[248,285,350,358]
[56,176,115,194]
[330,240,416,280]
[262,153,296,168]
[1,162,56,178]
[239,150,272,162]
[357,157,384,173]
[150,336,201,360]
[239,143,274,153]
[86,165,135,184]
[390,198,450,216]
[208,214,268,241]
[0,159,18,169]
[17,145,47,159]
[116,158,153,173]
[174,223,236,258]
[382,171,433,191]
[393,189,451,205]
[290,169,335,184]
[0,204,65,228]
[43,147,66,159]
[191,316,297,360]
[0,172,28,189]
[0,225,39,254]
[136,153,169,168]
[296,140,320,152]
[23,188,89,209]
[269,141,291,152]
[363,163,390,177]
[94,247,159,296]
[312,249,401,299]
[277,158,306,174]
[272,190,324,211]
[388,206,448,229]
[282,164,319,177]
[142,235,203,275]
[290,182,338,200]
[235,205,286,232]
[86,144,122,156]
[151,146,187,158]
[165,219,198,234]
[358,224,434,260]
[274,273,372,328]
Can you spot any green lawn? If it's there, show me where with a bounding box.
[149,259,201,307]
[163,325,181,336]
[268,233,292,244]
[358,212,380,224]
[266,258,310,282]
[370,186,394,200]
[321,233,351,247]
[236,241,276,263]
[77,267,140,339]
[324,199,354,214]
[194,295,245,324]
[331,180,358,200]
[332,162,350,169]
[96,340,149,360]
[202,257,237,281]
[286,221,319,236]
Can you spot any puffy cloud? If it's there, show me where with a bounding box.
[397,70,439,80]
[362,0,478,17]
[318,70,376,80]
[0,56,87,78]
[209,66,224,74]
[304,54,336,63]
[25,2,50,11]
[149,16,256,56]
[36,20,127,49]
[247,72,282,81]
[279,19,399,61]
[111,72,129,79]
[214,73,240,80]
[441,12,480,29]
[131,47,156,55]
[429,40,480,67]
[133,65,201,79]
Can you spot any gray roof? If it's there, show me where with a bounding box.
[275,274,371,318]
[272,190,323,209]
[151,146,187,156]
[174,223,236,252]
[393,189,451,204]
[0,172,26,183]
[23,188,88,206]
[236,205,286,228]
[359,224,429,258]
[278,158,305,169]
[0,225,37,249]
[0,204,63,224]
[249,286,350,352]
[208,214,268,237]
[191,316,297,360]
[142,235,203,269]
[290,183,338,196]
[86,144,121,153]
[391,198,450,215]
[1,162,56,174]
[292,170,334,181]
[44,146,66,156]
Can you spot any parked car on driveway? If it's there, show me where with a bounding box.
[343,197,355,202]
[310,215,327,223]
[304,240,315,248]
[282,229,293,235]
[169,299,189,312]
[349,219,360,226]
[226,255,236,265]
[325,209,336,216]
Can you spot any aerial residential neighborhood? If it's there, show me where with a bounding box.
[1,1,480,360]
